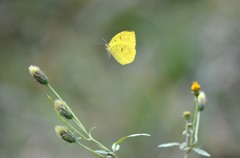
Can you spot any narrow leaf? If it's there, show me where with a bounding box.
[179,142,186,150]
[113,133,150,151]
[193,148,211,157]
[95,150,110,155]
[127,133,151,138]
[182,130,186,135]
[158,142,180,148]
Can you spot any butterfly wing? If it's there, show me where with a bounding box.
[107,44,136,65]
[106,31,136,65]
[108,31,136,48]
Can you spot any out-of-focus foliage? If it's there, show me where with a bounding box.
[1,0,240,158]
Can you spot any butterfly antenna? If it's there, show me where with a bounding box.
[97,38,107,46]
[100,38,111,57]
[101,38,108,46]
[101,37,106,44]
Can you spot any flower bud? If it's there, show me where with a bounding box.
[197,91,207,111]
[28,65,48,85]
[54,99,73,119]
[191,81,201,97]
[187,123,193,128]
[55,126,76,143]
[183,111,191,120]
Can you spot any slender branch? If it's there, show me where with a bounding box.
[47,84,64,101]
[45,95,88,139]
[47,84,88,136]
[190,98,198,147]
[90,135,111,152]
[76,141,104,158]
[185,120,189,147]
[47,84,110,151]
[194,111,201,144]
[184,118,190,158]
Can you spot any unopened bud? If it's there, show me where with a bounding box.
[54,99,73,119]
[183,111,191,120]
[55,126,76,143]
[187,123,193,128]
[197,91,207,111]
[28,65,48,85]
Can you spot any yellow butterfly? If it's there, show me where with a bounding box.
[106,30,136,65]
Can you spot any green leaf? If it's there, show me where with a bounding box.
[113,133,150,151]
[111,143,120,152]
[95,150,111,155]
[193,148,211,157]
[182,130,186,135]
[158,142,180,148]
[126,133,151,138]
[179,142,186,150]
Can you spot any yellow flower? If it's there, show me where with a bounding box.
[191,81,201,91]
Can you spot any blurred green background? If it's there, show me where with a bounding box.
[1,0,240,158]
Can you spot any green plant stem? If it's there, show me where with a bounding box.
[194,111,201,144]
[185,120,189,147]
[46,95,88,139]
[90,135,111,152]
[47,84,64,101]
[184,119,190,158]
[76,141,104,158]
[47,84,88,135]
[190,98,198,147]
[47,84,110,152]
[73,117,89,135]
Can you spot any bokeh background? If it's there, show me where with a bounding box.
[1,0,240,158]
